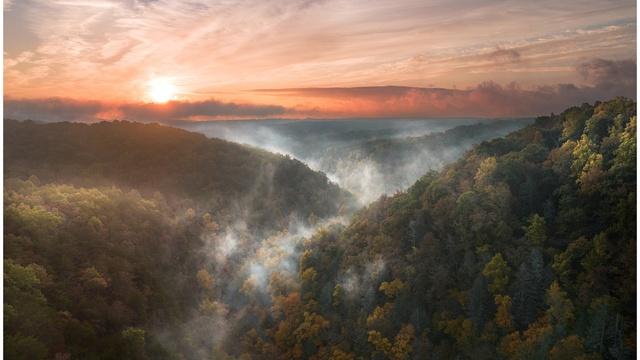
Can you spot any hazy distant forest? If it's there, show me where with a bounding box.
[3,97,636,359]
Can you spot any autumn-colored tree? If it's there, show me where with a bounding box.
[196,269,215,290]
[379,279,406,299]
[545,281,574,326]
[368,324,415,360]
[494,295,513,330]
[549,335,599,360]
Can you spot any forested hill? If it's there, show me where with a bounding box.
[318,119,527,203]
[236,97,636,359]
[4,119,354,230]
[3,98,636,360]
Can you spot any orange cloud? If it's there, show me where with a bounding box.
[4,58,635,122]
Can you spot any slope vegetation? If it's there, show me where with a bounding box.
[234,97,636,359]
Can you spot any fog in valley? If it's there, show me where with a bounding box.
[5,98,635,359]
[177,118,530,203]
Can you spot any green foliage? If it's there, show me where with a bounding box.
[525,214,547,246]
[482,253,510,294]
[4,119,355,232]
[247,98,634,359]
[121,327,146,360]
[4,98,635,359]
[4,181,203,359]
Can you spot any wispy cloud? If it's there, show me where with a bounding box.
[4,0,636,101]
[577,58,636,86]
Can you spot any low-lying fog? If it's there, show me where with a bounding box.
[177,118,530,204]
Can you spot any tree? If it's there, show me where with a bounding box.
[196,269,215,290]
[494,295,514,330]
[561,105,593,141]
[482,253,510,294]
[121,327,147,360]
[549,335,599,360]
[525,214,547,247]
[512,249,546,329]
[475,157,497,186]
[379,279,406,299]
[368,324,415,360]
[4,335,48,360]
[545,281,574,327]
[469,275,494,331]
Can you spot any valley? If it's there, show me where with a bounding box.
[3,98,636,359]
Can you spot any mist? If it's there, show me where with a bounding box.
[147,117,531,355]
[176,118,530,204]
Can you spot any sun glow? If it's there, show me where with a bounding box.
[147,78,177,103]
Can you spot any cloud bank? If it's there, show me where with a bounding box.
[257,58,637,118]
[4,59,635,122]
[4,98,288,122]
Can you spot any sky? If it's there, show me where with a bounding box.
[3,0,637,121]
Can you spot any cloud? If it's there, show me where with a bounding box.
[117,99,287,121]
[3,97,107,122]
[4,58,635,122]
[487,48,521,64]
[4,0,636,100]
[577,58,636,86]
[3,97,289,122]
[254,58,636,118]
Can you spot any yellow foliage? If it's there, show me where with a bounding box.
[80,266,108,289]
[294,312,329,344]
[474,156,497,186]
[196,269,215,290]
[368,324,415,360]
[328,348,356,360]
[437,315,473,349]
[546,281,574,325]
[390,324,415,360]
[379,279,406,298]
[498,331,523,359]
[368,330,393,356]
[549,335,600,360]
[499,316,553,359]
[483,253,510,294]
[301,267,318,282]
[494,295,513,330]
[366,303,393,328]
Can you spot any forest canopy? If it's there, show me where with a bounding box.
[3,97,636,359]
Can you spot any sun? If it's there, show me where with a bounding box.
[147,78,177,103]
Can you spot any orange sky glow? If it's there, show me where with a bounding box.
[3,0,637,121]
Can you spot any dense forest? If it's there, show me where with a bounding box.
[3,97,636,359]
[4,120,354,359]
[5,120,354,232]
[231,97,635,359]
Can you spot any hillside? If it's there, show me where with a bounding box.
[3,98,636,359]
[3,119,356,360]
[4,120,354,231]
[4,181,201,359]
[222,97,636,359]
[318,120,527,203]
[177,118,528,204]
